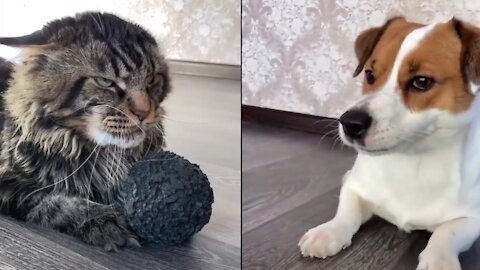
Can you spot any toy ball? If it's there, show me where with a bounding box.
[121,151,214,246]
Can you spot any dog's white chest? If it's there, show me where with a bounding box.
[344,142,480,231]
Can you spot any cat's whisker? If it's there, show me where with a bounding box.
[112,145,118,180]
[144,131,155,154]
[153,123,165,136]
[112,141,124,191]
[161,116,207,125]
[20,134,106,205]
[85,143,102,213]
[136,156,184,163]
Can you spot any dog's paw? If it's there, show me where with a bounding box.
[79,212,141,252]
[298,222,352,259]
[416,248,460,270]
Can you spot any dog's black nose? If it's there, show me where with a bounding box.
[339,109,372,140]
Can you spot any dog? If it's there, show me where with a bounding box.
[298,17,480,270]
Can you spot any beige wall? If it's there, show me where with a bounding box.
[242,0,480,117]
[0,0,240,65]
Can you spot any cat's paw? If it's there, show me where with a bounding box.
[298,222,352,259]
[79,212,140,252]
[417,247,460,270]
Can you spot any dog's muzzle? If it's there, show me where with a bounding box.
[339,109,372,141]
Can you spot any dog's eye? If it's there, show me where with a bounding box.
[409,76,435,92]
[365,70,375,85]
[94,77,114,88]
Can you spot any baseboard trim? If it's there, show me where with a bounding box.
[167,60,240,80]
[242,105,338,135]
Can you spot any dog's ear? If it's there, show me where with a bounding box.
[452,18,480,88]
[353,17,403,77]
[0,30,47,47]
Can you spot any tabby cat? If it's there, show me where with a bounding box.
[0,12,170,251]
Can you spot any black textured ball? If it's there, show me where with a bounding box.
[121,151,214,246]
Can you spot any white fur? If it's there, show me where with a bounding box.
[88,128,145,148]
[384,23,437,93]
[470,82,480,95]
[300,23,480,270]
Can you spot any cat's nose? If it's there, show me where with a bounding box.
[128,92,151,122]
[132,108,150,122]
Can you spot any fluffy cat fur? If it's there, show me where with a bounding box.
[0,12,170,251]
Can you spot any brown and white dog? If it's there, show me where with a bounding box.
[298,17,480,270]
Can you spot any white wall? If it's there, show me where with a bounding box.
[242,0,480,117]
[0,0,240,65]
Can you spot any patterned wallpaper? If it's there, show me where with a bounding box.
[242,0,480,117]
[0,0,240,65]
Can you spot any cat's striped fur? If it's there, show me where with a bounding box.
[0,12,170,250]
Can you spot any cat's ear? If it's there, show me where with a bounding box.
[0,30,48,47]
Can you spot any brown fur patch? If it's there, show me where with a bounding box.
[360,19,423,94]
[454,19,480,86]
[399,22,473,113]
[356,19,476,113]
[353,17,401,77]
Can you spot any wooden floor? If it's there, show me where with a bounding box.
[0,74,240,270]
[242,121,480,270]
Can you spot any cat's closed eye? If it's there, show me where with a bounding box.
[94,77,114,88]
[146,73,163,86]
